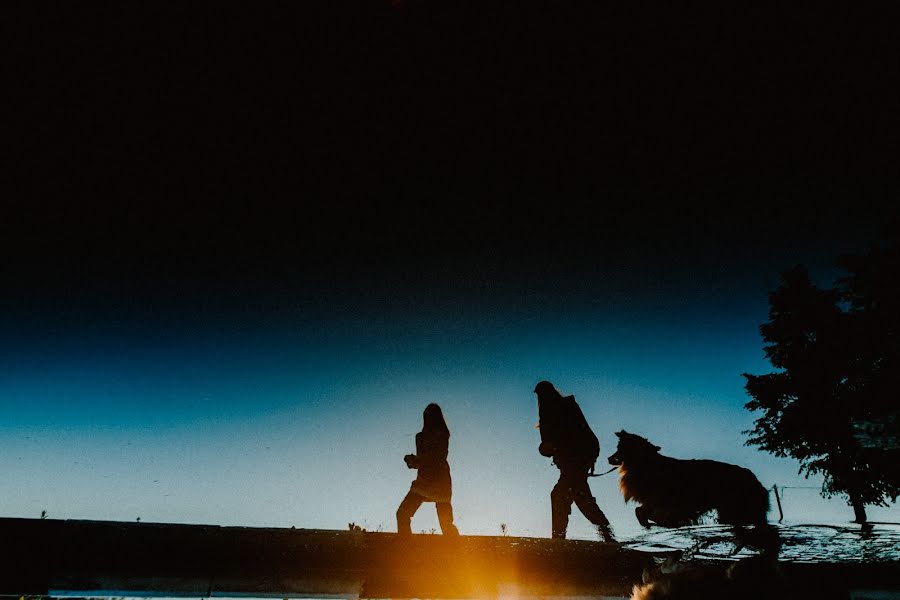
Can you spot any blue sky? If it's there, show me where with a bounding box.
[3,217,896,540]
[8,0,900,545]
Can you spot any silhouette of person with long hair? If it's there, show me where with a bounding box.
[396,403,460,536]
[534,380,616,542]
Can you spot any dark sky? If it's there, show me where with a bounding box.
[10,3,899,274]
[4,3,899,534]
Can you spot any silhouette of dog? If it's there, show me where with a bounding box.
[608,431,769,529]
[630,555,788,600]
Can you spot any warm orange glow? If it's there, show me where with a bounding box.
[365,532,630,598]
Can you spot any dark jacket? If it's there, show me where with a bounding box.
[409,429,452,502]
[538,394,600,470]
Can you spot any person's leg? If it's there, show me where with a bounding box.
[396,491,425,535]
[571,475,616,542]
[435,502,459,536]
[550,473,573,539]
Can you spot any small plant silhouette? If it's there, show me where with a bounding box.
[40,510,47,520]
[500,523,508,536]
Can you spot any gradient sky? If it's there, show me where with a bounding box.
[8,3,900,541]
[3,200,897,541]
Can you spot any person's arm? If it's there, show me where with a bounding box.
[538,400,559,456]
[404,432,422,469]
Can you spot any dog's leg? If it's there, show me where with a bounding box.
[730,526,747,556]
[733,523,781,556]
[636,504,652,528]
[680,537,704,562]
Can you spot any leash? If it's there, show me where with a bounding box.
[588,466,619,477]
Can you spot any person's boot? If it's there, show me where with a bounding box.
[597,523,617,544]
[575,493,615,543]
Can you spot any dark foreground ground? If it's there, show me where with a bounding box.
[0,517,637,598]
[1,518,898,599]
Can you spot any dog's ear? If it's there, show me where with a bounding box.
[615,430,625,437]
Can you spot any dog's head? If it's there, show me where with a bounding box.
[608,430,662,466]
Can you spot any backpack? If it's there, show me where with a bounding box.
[541,395,600,471]
[575,404,600,473]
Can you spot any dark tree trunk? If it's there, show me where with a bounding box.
[851,496,868,524]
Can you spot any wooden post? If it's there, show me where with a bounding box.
[772,484,784,523]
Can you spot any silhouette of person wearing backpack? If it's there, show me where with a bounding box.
[396,403,460,536]
[534,380,615,542]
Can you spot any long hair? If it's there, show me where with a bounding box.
[423,403,449,435]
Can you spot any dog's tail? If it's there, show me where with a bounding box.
[720,468,770,526]
[753,478,771,522]
[733,478,781,555]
